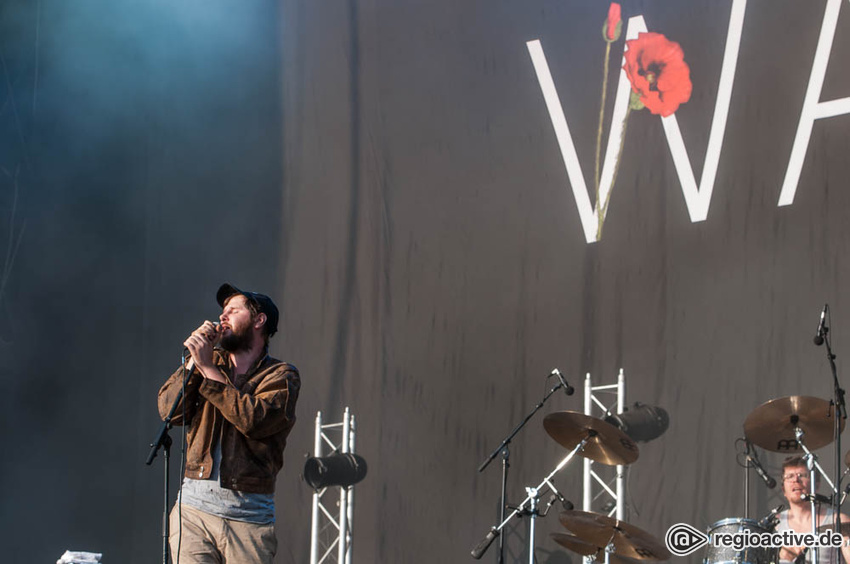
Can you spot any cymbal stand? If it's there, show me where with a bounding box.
[795,426,837,492]
[600,539,616,564]
[796,426,837,564]
[471,436,590,562]
[743,440,752,519]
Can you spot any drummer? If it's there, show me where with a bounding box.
[776,456,850,563]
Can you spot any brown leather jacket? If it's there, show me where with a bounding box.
[158,350,300,494]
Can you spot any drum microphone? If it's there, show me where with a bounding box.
[813,304,828,346]
[757,504,784,530]
[747,443,776,489]
[551,369,574,396]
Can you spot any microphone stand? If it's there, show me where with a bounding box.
[819,309,846,562]
[743,440,751,519]
[477,375,570,563]
[145,352,195,564]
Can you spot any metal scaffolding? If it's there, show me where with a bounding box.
[309,408,357,564]
[582,370,626,521]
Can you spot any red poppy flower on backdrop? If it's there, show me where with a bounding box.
[623,32,692,117]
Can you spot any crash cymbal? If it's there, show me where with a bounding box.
[743,396,843,453]
[558,510,671,561]
[544,411,639,466]
[845,449,850,468]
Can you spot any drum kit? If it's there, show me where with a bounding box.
[474,395,846,564]
[701,395,846,564]
[472,407,671,563]
[544,411,669,564]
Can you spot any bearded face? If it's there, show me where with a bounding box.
[220,321,253,352]
[219,295,258,352]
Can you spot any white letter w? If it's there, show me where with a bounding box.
[527,0,747,243]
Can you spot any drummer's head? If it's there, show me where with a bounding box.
[781,456,810,502]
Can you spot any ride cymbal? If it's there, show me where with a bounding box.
[743,396,843,453]
[558,510,671,561]
[544,411,639,466]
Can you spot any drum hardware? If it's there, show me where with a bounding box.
[472,411,639,562]
[475,369,574,564]
[737,437,776,519]
[471,434,591,561]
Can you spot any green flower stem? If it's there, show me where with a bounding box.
[595,40,612,198]
[597,105,631,240]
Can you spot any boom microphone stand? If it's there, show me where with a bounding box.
[477,370,572,563]
[473,438,586,562]
[814,304,846,563]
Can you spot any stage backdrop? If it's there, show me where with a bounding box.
[1,0,849,562]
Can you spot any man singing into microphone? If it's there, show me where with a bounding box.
[158,283,300,563]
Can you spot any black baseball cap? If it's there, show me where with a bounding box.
[216,283,279,337]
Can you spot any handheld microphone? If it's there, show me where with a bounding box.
[551,369,574,396]
[183,322,221,347]
[182,321,222,360]
[814,304,828,346]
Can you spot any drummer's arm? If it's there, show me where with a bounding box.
[779,546,804,563]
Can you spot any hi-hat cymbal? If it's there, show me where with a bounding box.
[743,396,843,453]
[544,412,639,466]
[551,533,644,563]
[550,532,599,556]
[558,510,671,561]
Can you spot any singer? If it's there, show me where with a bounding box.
[775,456,850,564]
[157,283,300,564]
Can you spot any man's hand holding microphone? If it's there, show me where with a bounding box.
[183,321,225,383]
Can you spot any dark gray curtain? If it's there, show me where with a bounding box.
[1,0,849,562]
